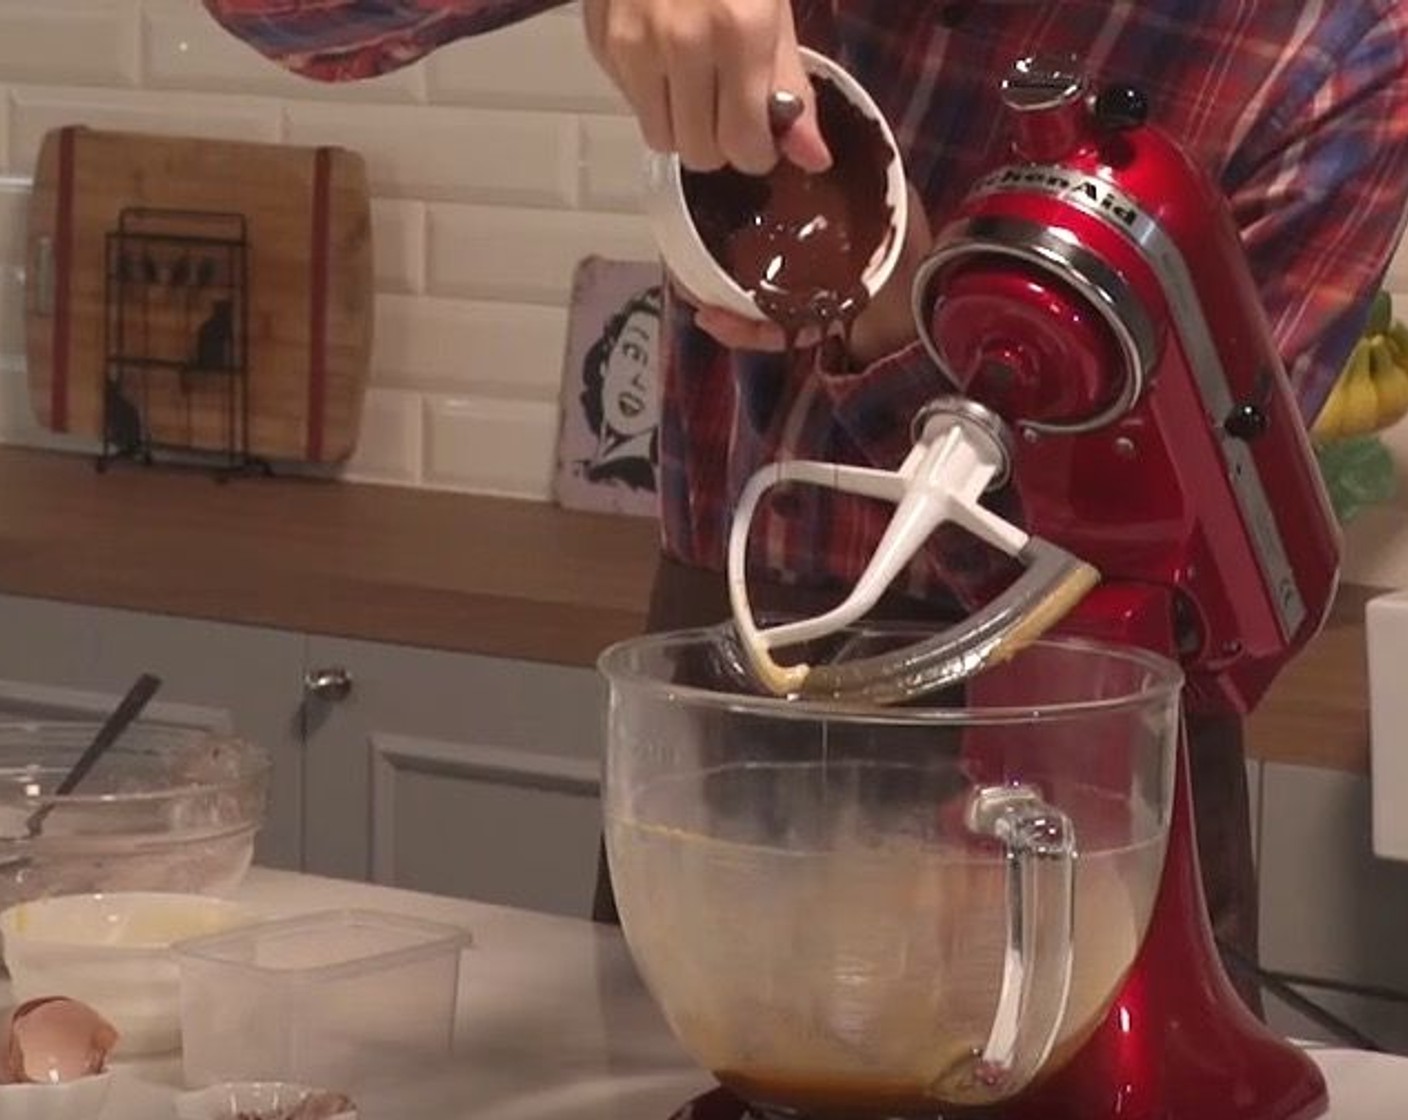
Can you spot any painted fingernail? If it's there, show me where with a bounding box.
[768,90,805,137]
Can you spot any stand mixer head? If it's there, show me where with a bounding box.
[728,55,1339,715]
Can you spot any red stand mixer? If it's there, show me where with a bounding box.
[687,55,1340,1120]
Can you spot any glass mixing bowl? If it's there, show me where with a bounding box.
[600,628,1181,1119]
[0,722,270,911]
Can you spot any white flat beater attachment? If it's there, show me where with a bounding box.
[726,398,1099,704]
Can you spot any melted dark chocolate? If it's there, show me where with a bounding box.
[681,76,896,342]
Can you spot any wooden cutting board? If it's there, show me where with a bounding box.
[25,127,372,465]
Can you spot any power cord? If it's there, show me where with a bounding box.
[1218,939,1394,1053]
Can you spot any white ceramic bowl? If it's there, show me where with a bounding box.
[643,46,908,323]
[0,891,255,1056]
[174,1081,357,1120]
[0,1071,113,1120]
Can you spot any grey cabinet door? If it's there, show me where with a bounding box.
[1258,762,1408,1052]
[302,636,606,918]
[0,594,307,871]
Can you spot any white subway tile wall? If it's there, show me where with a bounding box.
[370,200,427,296]
[10,85,282,165]
[423,394,559,498]
[0,0,1405,566]
[0,177,26,369]
[0,5,139,89]
[343,387,424,487]
[579,114,650,213]
[422,12,621,113]
[372,295,568,398]
[141,0,425,103]
[426,204,656,304]
[0,0,653,498]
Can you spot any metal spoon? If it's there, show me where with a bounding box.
[23,673,163,838]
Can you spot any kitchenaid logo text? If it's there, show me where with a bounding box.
[976,166,1145,230]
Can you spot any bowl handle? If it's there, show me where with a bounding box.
[937,783,1076,1105]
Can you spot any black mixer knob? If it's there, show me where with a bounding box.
[1093,85,1150,131]
[1224,403,1270,441]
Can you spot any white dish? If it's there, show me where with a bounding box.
[0,1071,113,1120]
[173,1081,356,1120]
[0,891,255,1056]
[642,46,908,323]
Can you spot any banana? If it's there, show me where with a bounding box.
[1370,334,1408,428]
[1314,291,1408,443]
[1312,358,1351,442]
[1389,320,1408,368]
[1338,338,1381,439]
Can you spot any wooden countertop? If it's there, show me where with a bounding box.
[0,446,661,666]
[0,446,1378,773]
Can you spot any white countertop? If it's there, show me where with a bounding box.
[96,867,713,1120]
[75,867,1408,1119]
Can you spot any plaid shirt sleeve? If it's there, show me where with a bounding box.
[201,0,572,81]
[1224,9,1408,423]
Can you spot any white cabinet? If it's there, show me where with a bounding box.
[0,594,608,919]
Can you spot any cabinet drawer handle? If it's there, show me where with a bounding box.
[304,667,353,701]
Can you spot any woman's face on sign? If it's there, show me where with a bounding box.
[603,309,660,437]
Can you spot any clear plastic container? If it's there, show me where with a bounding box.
[175,909,471,1090]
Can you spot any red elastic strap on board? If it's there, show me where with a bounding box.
[50,126,77,432]
[306,146,333,462]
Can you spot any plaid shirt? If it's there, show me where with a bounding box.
[206,0,1408,598]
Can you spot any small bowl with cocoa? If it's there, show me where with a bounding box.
[643,47,908,336]
[174,1081,357,1120]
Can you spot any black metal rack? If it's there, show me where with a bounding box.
[101,207,263,475]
